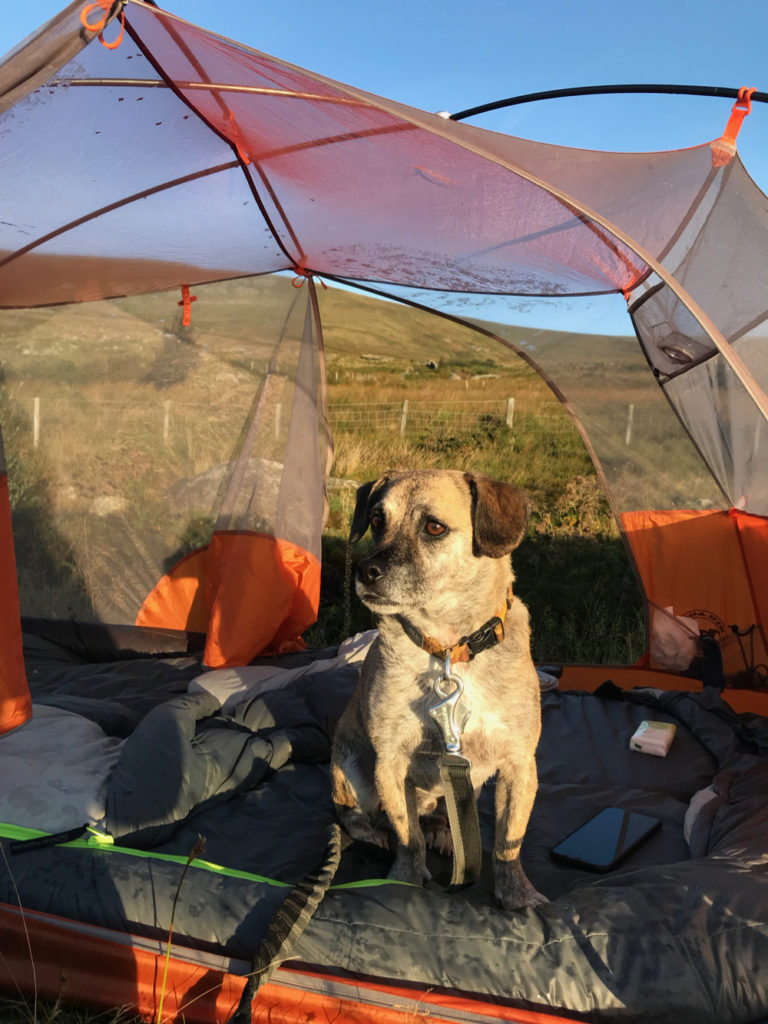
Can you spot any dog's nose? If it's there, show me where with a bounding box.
[357,557,384,586]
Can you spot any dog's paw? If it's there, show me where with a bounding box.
[350,823,390,849]
[494,858,548,911]
[423,821,453,857]
[496,884,549,911]
[367,828,392,849]
[337,808,390,849]
[388,848,431,885]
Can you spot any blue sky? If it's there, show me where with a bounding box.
[2,1,767,335]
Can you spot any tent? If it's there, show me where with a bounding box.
[2,2,768,1022]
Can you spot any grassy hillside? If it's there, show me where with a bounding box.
[0,274,645,663]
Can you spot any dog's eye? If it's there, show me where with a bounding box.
[370,512,384,532]
[425,520,447,537]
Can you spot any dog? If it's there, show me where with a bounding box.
[331,469,546,910]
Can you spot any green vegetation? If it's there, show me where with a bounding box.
[0,997,140,1024]
[310,340,645,662]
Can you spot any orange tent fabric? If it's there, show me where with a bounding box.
[621,508,768,680]
[0,462,31,735]
[136,533,321,667]
[0,904,586,1024]
[203,532,320,666]
[135,547,210,634]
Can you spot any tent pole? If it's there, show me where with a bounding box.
[449,84,768,122]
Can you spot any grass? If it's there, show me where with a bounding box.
[0,998,140,1024]
[0,274,647,662]
[306,354,646,664]
[308,336,646,663]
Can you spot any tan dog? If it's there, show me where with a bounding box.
[331,469,546,910]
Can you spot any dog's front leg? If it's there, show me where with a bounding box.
[375,759,429,884]
[494,757,547,910]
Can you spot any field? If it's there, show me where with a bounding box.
[313,368,645,662]
[0,274,645,664]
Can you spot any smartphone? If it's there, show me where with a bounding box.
[550,807,661,872]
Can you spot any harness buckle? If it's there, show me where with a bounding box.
[428,655,472,755]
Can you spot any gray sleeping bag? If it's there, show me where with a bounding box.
[6,636,768,1024]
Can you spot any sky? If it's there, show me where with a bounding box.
[2,0,767,335]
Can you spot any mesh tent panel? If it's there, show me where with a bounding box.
[628,158,768,514]
[0,275,328,627]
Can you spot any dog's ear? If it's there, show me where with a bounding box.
[349,475,389,543]
[465,472,530,557]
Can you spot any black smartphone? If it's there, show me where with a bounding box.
[550,807,662,872]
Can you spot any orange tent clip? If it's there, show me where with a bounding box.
[178,284,197,326]
[712,86,757,167]
[80,0,111,32]
[80,1,125,50]
[292,259,308,288]
[291,263,327,289]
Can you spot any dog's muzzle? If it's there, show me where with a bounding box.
[355,554,400,611]
[356,555,385,587]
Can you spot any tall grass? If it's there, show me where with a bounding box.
[0,997,140,1024]
[308,361,646,663]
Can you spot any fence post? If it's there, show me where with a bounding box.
[32,397,40,449]
[625,403,634,446]
[506,397,515,429]
[399,399,409,437]
[163,399,171,444]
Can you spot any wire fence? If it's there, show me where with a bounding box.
[15,393,580,452]
[327,397,575,437]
